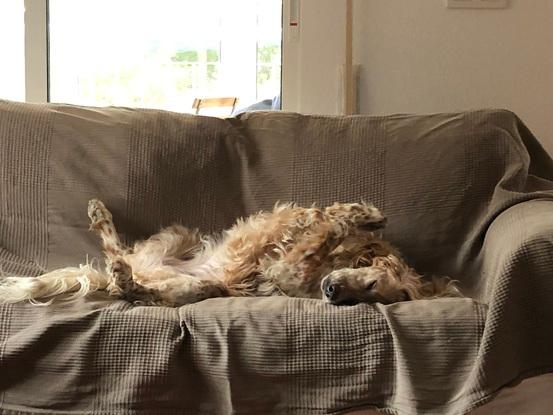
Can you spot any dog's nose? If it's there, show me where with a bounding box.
[324,280,340,300]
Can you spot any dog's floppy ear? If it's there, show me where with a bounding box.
[398,270,424,301]
[362,215,387,231]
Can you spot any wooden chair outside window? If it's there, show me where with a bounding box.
[192,97,239,116]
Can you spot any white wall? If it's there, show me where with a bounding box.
[353,0,553,155]
[282,0,346,114]
[0,1,25,101]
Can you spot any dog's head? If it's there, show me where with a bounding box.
[320,255,422,305]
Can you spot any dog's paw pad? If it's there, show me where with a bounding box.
[109,259,133,284]
[88,199,112,225]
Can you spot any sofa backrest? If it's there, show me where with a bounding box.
[1,100,551,278]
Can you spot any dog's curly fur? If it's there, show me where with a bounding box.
[0,200,461,306]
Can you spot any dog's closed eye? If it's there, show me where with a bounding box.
[366,280,377,291]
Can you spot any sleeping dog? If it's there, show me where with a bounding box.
[0,200,460,306]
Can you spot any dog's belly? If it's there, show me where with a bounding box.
[126,247,228,284]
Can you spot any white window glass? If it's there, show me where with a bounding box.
[0,0,25,101]
[48,0,281,113]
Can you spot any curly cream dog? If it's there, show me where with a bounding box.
[0,200,460,306]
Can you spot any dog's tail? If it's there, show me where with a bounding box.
[0,265,110,305]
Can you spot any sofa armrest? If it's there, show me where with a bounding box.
[479,199,553,300]
[464,199,553,389]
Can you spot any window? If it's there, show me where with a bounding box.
[0,1,25,101]
[1,2,350,116]
[48,0,282,113]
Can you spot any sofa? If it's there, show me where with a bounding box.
[0,100,552,414]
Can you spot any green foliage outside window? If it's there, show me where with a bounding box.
[171,49,219,63]
[257,44,279,63]
[206,49,219,62]
[171,50,199,62]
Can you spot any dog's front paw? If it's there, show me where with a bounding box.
[325,202,386,231]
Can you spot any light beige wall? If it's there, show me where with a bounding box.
[353,0,553,155]
[282,0,346,115]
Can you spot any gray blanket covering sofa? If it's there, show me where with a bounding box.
[0,99,552,415]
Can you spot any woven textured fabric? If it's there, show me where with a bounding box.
[1,100,553,414]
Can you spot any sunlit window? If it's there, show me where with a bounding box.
[48,0,282,114]
[0,1,25,101]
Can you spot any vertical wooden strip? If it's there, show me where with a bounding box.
[24,0,48,103]
[345,0,354,115]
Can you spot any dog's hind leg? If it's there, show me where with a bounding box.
[106,258,164,305]
[107,258,229,306]
[88,199,132,258]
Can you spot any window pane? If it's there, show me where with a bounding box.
[0,1,25,101]
[48,0,281,114]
